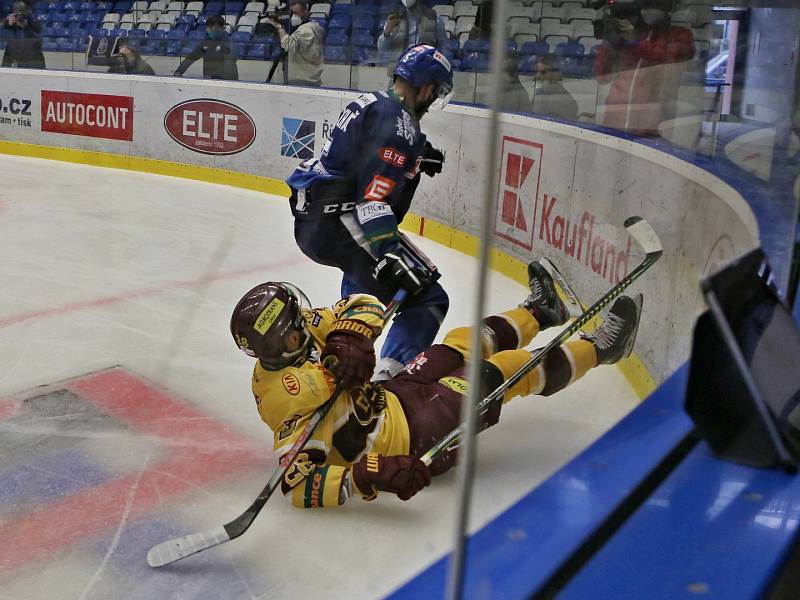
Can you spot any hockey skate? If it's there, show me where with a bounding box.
[520,260,570,328]
[582,294,643,365]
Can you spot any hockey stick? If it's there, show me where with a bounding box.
[146,289,408,568]
[419,216,662,466]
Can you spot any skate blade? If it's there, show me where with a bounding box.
[537,257,583,319]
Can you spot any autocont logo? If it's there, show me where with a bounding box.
[41,90,133,141]
[164,99,256,155]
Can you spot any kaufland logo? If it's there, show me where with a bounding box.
[281,117,315,159]
[494,136,542,250]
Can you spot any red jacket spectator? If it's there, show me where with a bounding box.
[595,23,695,135]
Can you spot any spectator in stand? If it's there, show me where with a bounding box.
[1,1,45,70]
[108,39,155,76]
[466,0,530,114]
[265,0,325,86]
[377,0,446,66]
[531,55,579,121]
[173,14,239,81]
[593,0,694,136]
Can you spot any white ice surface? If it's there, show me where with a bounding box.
[0,156,638,599]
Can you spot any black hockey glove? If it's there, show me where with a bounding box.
[374,252,428,296]
[420,141,444,177]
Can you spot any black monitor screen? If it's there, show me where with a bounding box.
[686,249,800,468]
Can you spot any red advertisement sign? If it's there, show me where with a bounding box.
[164,99,256,155]
[41,90,134,141]
[494,136,543,250]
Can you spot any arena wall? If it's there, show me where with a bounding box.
[0,68,759,395]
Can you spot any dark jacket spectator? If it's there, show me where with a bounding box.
[378,0,446,64]
[532,55,579,121]
[1,1,45,69]
[594,0,694,135]
[173,15,238,80]
[108,40,155,76]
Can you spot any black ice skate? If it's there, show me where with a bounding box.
[520,260,569,328]
[582,294,643,365]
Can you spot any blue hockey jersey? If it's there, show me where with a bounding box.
[287,91,427,257]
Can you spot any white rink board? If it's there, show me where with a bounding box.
[0,68,759,383]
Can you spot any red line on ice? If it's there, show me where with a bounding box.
[0,368,271,575]
[0,255,306,330]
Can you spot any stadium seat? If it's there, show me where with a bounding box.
[185,0,203,16]
[323,44,348,64]
[555,40,583,56]
[224,2,244,15]
[238,12,258,26]
[243,1,264,14]
[244,42,263,58]
[542,6,565,21]
[351,32,374,47]
[204,1,223,15]
[131,1,148,11]
[325,31,348,45]
[433,5,453,19]
[329,14,352,30]
[520,40,548,55]
[149,1,167,12]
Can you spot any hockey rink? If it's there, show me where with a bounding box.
[0,155,639,599]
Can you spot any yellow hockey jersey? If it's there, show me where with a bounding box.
[252,293,410,508]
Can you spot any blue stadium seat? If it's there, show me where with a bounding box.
[42,37,59,50]
[177,14,195,26]
[310,16,328,28]
[520,41,548,56]
[265,42,281,59]
[187,29,205,40]
[224,2,243,15]
[90,28,108,37]
[56,36,73,51]
[331,4,351,14]
[231,30,250,43]
[517,54,538,74]
[113,1,131,12]
[165,39,182,54]
[559,55,593,77]
[246,42,265,59]
[555,40,584,57]
[127,28,145,38]
[462,39,490,54]
[462,53,489,71]
[109,27,126,37]
[147,29,167,39]
[323,44,348,64]
[166,29,185,40]
[351,32,374,47]
[325,31,348,46]
[352,15,374,30]
[204,1,223,15]
[34,0,49,11]
[328,14,351,30]
[96,1,112,9]
[142,39,164,53]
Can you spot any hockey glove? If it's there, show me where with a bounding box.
[351,383,387,426]
[420,141,444,177]
[374,252,428,296]
[322,319,376,389]
[352,453,431,501]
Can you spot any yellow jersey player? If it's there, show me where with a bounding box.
[229,262,643,508]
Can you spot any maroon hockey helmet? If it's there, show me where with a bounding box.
[230,282,311,370]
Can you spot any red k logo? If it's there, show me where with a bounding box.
[494,137,543,250]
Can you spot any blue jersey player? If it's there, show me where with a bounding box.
[287,45,453,381]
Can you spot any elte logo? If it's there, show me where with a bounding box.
[164,99,256,155]
[281,117,316,159]
[494,136,543,250]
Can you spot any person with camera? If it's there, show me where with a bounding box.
[173,14,238,81]
[593,0,694,136]
[378,0,446,66]
[1,1,45,70]
[264,0,324,87]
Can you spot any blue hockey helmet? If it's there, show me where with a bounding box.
[393,44,454,110]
